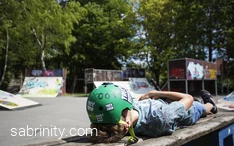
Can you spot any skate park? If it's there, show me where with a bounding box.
[1,59,234,146]
[0,69,66,110]
[2,1,234,145]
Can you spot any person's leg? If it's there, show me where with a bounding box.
[203,103,214,115]
[200,90,218,114]
[191,101,206,124]
[181,94,217,126]
[178,101,209,126]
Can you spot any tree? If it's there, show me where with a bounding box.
[136,0,176,85]
[64,0,137,91]
[20,0,85,71]
[0,0,21,87]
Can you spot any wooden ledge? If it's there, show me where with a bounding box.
[25,112,234,146]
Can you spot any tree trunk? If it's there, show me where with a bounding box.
[209,31,212,62]
[31,27,47,71]
[41,34,47,71]
[153,69,160,88]
[41,48,46,71]
[0,28,9,87]
[150,67,160,89]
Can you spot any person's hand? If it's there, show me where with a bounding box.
[139,91,160,101]
[139,94,149,100]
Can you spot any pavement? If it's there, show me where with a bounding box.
[0,96,90,146]
[0,95,228,146]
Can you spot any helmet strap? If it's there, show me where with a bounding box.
[119,110,138,143]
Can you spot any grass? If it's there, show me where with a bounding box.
[64,93,89,97]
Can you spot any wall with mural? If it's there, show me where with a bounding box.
[169,59,186,79]
[168,58,217,95]
[85,68,123,83]
[168,58,216,80]
[85,68,146,84]
[18,77,64,98]
[18,69,66,97]
[25,69,66,77]
[122,68,146,79]
[93,78,154,99]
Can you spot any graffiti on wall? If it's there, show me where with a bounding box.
[26,69,63,77]
[169,68,185,79]
[169,59,216,80]
[209,69,217,79]
[93,78,154,99]
[203,62,217,79]
[0,90,39,110]
[18,77,63,97]
[85,69,122,83]
[0,90,18,107]
[122,68,145,79]
[129,78,152,91]
[187,61,204,79]
[43,70,62,76]
[168,59,186,79]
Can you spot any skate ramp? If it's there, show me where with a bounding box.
[0,90,40,110]
[94,78,154,99]
[18,77,63,98]
[217,91,234,111]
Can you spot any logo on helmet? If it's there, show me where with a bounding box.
[105,103,114,111]
[120,87,132,104]
[89,112,96,121]
[87,101,95,111]
[96,114,104,122]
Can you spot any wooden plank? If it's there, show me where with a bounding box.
[24,112,234,146]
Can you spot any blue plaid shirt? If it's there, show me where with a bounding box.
[133,99,194,137]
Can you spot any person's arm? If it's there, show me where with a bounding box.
[139,90,193,110]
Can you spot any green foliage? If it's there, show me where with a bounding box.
[65,1,137,75]
[133,0,234,87]
[1,0,234,92]
[0,0,86,88]
[0,0,23,87]
[135,0,176,84]
[19,0,86,70]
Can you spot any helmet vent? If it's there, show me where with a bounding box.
[102,82,113,86]
[99,106,104,111]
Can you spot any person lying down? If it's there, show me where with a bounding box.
[86,83,218,143]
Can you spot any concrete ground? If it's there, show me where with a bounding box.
[0,95,227,146]
[0,97,90,146]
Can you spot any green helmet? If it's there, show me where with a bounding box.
[86,83,133,124]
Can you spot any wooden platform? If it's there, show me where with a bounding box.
[25,112,234,146]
